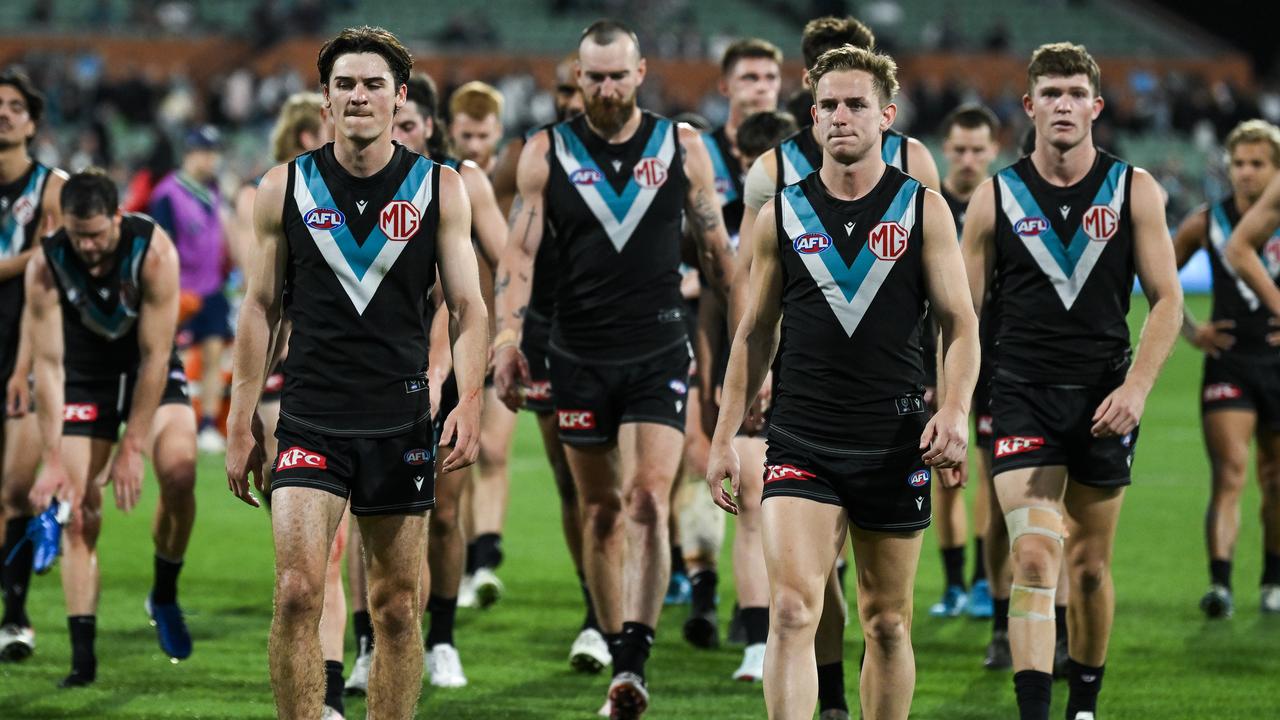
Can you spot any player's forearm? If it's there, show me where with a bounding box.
[227,299,278,432]
[712,323,776,447]
[428,302,453,380]
[694,232,734,304]
[1231,250,1280,318]
[493,251,535,341]
[937,311,979,414]
[1180,305,1201,343]
[448,295,489,398]
[0,250,34,282]
[1128,291,1183,395]
[33,355,64,466]
[119,352,168,452]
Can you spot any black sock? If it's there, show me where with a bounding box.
[613,622,654,680]
[199,415,215,431]
[1,517,34,627]
[670,544,687,577]
[1262,553,1280,585]
[741,606,769,646]
[579,575,599,631]
[1210,558,1232,588]
[425,594,458,648]
[464,540,480,575]
[605,632,622,668]
[352,610,374,655]
[942,546,966,588]
[151,554,183,605]
[972,538,988,584]
[472,532,503,571]
[323,660,345,714]
[836,557,848,591]
[816,661,848,713]
[68,615,97,680]
[690,569,718,614]
[1066,659,1104,718]
[1054,605,1068,646]
[1013,669,1053,720]
[994,597,1010,633]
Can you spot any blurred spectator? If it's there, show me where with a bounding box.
[148,126,232,453]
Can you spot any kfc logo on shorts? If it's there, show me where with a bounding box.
[379,200,420,241]
[264,372,285,394]
[526,380,551,402]
[276,446,328,471]
[63,403,99,423]
[976,414,994,437]
[764,464,815,484]
[908,469,930,488]
[1083,205,1119,241]
[633,158,668,188]
[994,436,1044,458]
[868,221,908,261]
[1203,383,1242,402]
[558,410,596,430]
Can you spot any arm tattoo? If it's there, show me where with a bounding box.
[506,194,525,228]
[690,188,722,233]
[494,272,511,298]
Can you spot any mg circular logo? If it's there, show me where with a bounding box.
[1082,205,1118,241]
[868,221,908,261]
[633,158,668,188]
[379,200,421,241]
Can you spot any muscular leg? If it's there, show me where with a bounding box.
[59,436,112,684]
[1258,430,1280,564]
[320,513,348,662]
[618,423,683,629]
[761,497,846,720]
[930,475,969,616]
[981,452,1011,605]
[1203,410,1253,586]
[468,388,515,575]
[537,413,583,570]
[359,511,429,718]
[199,337,227,430]
[1,414,42,629]
[268,488,347,719]
[850,527,924,720]
[994,466,1067,673]
[732,436,769,610]
[565,443,624,635]
[147,405,197,562]
[1062,484,1125,666]
[427,443,467,644]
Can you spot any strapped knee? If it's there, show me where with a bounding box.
[1008,584,1056,621]
[1004,506,1066,546]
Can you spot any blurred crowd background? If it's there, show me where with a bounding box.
[3,0,1277,280]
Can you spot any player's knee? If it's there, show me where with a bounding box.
[770,586,820,634]
[1006,506,1064,584]
[368,584,418,638]
[861,608,910,651]
[582,494,622,539]
[429,502,459,536]
[1,481,32,516]
[1211,453,1249,488]
[624,485,668,528]
[157,460,197,500]
[274,567,324,622]
[1069,555,1110,595]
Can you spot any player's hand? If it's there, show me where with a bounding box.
[225,412,266,508]
[705,439,741,515]
[440,389,482,472]
[492,344,531,413]
[5,373,30,418]
[1091,381,1145,438]
[1190,319,1236,357]
[29,460,76,515]
[428,368,449,422]
[937,462,968,489]
[104,444,145,512]
[1267,317,1280,347]
[920,403,967,468]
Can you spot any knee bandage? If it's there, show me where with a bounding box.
[1004,506,1066,546]
[1009,584,1057,621]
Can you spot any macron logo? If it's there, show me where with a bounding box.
[994,436,1044,458]
[276,446,327,471]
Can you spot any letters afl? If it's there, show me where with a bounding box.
[793,232,831,254]
[304,207,345,231]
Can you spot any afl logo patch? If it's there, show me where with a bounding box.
[304,207,345,231]
[714,176,731,195]
[570,167,601,186]
[380,200,420,241]
[403,448,431,466]
[1015,216,1048,237]
[868,221,908,261]
[908,469,930,488]
[793,232,831,254]
[12,196,35,226]
[1083,205,1118,241]
[633,157,668,188]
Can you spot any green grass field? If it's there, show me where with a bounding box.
[3,295,1280,718]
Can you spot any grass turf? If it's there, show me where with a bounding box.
[3,295,1280,718]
